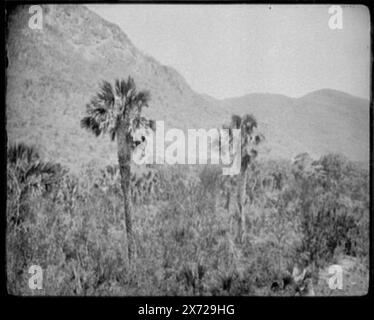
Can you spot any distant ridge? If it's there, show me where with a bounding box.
[299,88,369,104]
[223,89,369,163]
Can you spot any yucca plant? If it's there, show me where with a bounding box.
[81,76,155,265]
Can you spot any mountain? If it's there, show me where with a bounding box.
[6,4,370,171]
[222,90,370,162]
[6,4,231,170]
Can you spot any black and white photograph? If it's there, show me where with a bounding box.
[5,3,371,297]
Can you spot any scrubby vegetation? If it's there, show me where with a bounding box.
[6,6,370,297]
[7,143,369,296]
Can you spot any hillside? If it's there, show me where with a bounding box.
[6,4,370,170]
[6,4,230,170]
[222,90,370,162]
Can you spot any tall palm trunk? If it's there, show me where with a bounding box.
[116,122,135,265]
[236,167,248,243]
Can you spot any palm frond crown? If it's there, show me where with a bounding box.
[81,77,154,142]
[218,113,263,170]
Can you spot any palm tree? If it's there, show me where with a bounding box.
[221,114,263,243]
[81,77,154,264]
[7,143,64,294]
[7,142,64,226]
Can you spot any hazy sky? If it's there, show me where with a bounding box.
[87,4,370,100]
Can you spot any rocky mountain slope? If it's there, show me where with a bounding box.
[6,4,370,170]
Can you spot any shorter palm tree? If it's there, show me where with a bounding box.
[7,142,64,226]
[7,143,64,294]
[220,114,263,243]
